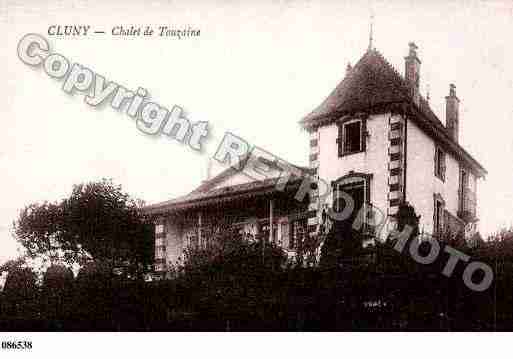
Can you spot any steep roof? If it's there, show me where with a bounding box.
[302,49,411,124]
[300,48,487,178]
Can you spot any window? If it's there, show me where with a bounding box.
[238,221,258,241]
[458,168,477,219]
[155,224,164,234]
[155,245,166,258]
[461,169,469,188]
[337,119,366,156]
[261,221,278,243]
[434,195,445,234]
[459,169,468,212]
[434,147,446,181]
[279,221,289,248]
[344,121,362,153]
[154,258,166,272]
[186,232,198,249]
[289,219,307,250]
[155,236,165,247]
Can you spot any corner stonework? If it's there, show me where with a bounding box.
[308,128,320,234]
[387,115,406,231]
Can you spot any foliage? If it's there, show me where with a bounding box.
[180,222,286,276]
[1,260,37,296]
[40,264,75,322]
[3,201,513,330]
[171,223,287,327]
[0,259,38,320]
[13,179,154,278]
[319,219,367,268]
[42,264,74,289]
[0,257,29,274]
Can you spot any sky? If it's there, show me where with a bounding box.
[1,0,513,264]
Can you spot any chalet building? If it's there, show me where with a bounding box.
[146,160,311,273]
[145,41,487,274]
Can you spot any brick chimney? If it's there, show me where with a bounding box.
[445,84,460,143]
[405,42,421,105]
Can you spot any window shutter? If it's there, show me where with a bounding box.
[458,169,463,212]
[441,152,446,181]
[280,221,289,248]
[336,124,343,157]
[433,197,436,232]
[361,119,367,152]
[288,222,295,249]
[434,148,438,176]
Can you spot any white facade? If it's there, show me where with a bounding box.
[311,111,480,239]
[151,169,310,272]
[317,113,391,227]
[405,118,477,234]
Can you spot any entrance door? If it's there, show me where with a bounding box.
[333,181,365,231]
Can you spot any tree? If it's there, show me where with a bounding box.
[0,258,38,320]
[13,179,154,278]
[72,261,118,325]
[180,222,286,276]
[175,222,287,329]
[40,265,75,322]
[319,219,366,268]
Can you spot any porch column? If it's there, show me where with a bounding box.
[198,211,203,247]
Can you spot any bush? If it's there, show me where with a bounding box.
[40,265,75,322]
[1,266,38,320]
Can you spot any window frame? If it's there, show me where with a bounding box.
[459,167,468,213]
[155,223,165,234]
[434,146,446,182]
[278,219,289,249]
[155,245,166,259]
[433,193,445,235]
[289,218,307,250]
[186,232,199,249]
[331,172,373,236]
[260,221,278,244]
[337,118,367,157]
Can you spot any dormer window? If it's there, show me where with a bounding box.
[337,119,366,157]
